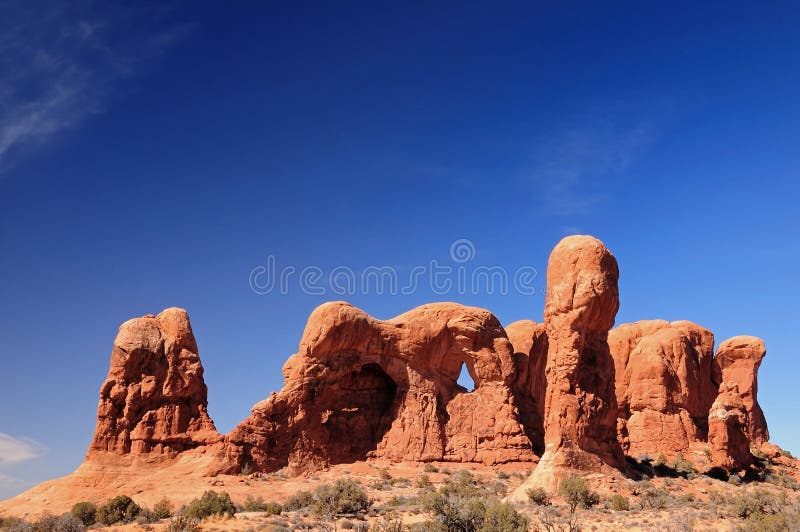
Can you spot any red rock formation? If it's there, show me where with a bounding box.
[224,302,534,474]
[89,308,220,458]
[708,382,754,470]
[506,320,548,454]
[712,336,769,444]
[609,320,717,458]
[519,235,626,492]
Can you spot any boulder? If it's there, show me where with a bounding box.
[712,336,769,444]
[223,302,535,474]
[89,308,220,458]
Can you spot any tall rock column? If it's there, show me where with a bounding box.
[513,235,626,495]
[712,336,769,444]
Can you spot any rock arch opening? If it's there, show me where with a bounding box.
[457,361,476,392]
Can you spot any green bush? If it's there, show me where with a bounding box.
[70,502,97,526]
[152,496,172,519]
[240,495,281,514]
[284,489,314,511]
[558,474,598,513]
[310,478,371,517]
[526,487,551,506]
[731,490,784,519]
[672,453,695,476]
[183,490,236,520]
[420,471,527,532]
[96,495,142,525]
[610,494,630,511]
[482,500,529,532]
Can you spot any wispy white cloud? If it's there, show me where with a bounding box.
[0,433,46,464]
[0,1,191,168]
[0,471,24,486]
[522,113,655,216]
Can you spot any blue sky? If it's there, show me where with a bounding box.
[1,1,799,499]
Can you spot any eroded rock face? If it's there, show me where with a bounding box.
[609,320,717,457]
[523,235,626,490]
[89,308,220,458]
[713,336,769,444]
[506,320,548,454]
[708,382,754,470]
[224,302,534,474]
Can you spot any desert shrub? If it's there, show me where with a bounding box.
[751,447,768,461]
[558,474,598,513]
[284,489,314,511]
[390,477,411,489]
[424,463,439,473]
[96,495,142,525]
[630,479,651,496]
[416,473,432,489]
[497,471,509,480]
[672,453,695,476]
[240,462,252,476]
[70,502,97,526]
[731,490,784,519]
[152,496,172,519]
[731,490,800,530]
[310,479,371,517]
[765,470,800,490]
[24,513,85,532]
[420,472,526,531]
[377,467,392,480]
[371,513,405,532]
[167,515,201,532]
[639,487,671,510]
[481,500,528,532]
[526,487,551,506]
[610,494,630,511]
[534,506,580,532]
[183,490,236,520]
[239,495,281,514]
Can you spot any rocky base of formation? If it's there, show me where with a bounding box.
[1,235,789,514]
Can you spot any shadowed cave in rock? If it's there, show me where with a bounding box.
[320,362,398,460]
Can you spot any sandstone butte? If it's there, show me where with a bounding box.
[0,235,789,515]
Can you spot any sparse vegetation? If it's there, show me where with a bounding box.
[610,494,630,511]
[558,474,599,512]
[284,489,314,511]
[167,515,201,532]
[240,495,282,514]
[416,473,432,489]
[70,502,97,526]
[152,496,173,519]
[526,487,551,506]
[419,468,527,531]
[638,486,671,510]
[423,463,439,473]
[96,495,142,525]
[183,490,236,520]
